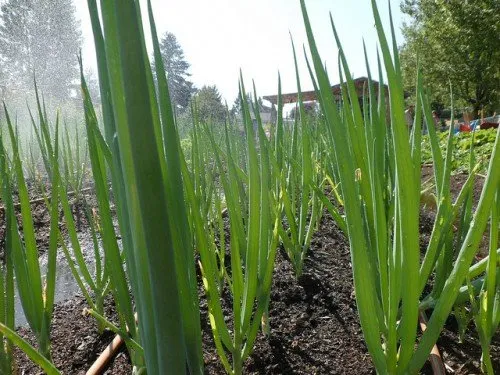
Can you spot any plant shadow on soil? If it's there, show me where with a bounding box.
[10,171,500,374]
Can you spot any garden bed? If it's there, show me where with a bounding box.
[12,204,500,374]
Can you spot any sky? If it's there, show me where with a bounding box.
[74,0,407,105]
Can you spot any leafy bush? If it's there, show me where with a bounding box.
[421,129,497,174]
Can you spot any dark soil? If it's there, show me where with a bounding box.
[0,183,97,261]
[203,212,373,374]
[434,316,500,374]
[14,212,373,374]
[14,297,130,375]
[11,169,500,374]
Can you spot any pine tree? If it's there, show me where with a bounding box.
[157,31,195,110]
[0,0,82,100]
[194,85,226,124]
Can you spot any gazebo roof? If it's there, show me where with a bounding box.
[263,76,387,105]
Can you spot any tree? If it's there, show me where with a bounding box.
[400,0,500,116]
[194,85,226,124]
[230,92,270,119]
[230,95,242,118]
[0,0,82,100]
[156,31,195,110]
[289,102,318,120]
[230,92,252,120]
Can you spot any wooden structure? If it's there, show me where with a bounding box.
[263,76,388,106]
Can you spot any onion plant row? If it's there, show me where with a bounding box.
[0,0,498,374]
[299,0,500,373]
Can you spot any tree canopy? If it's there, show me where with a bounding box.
[194,85,226,124]
[157,31,195,110]
[400,0,500,116]
[0,0,82,100]
[230,93,271,120]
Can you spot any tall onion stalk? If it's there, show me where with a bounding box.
[85,0,204,373]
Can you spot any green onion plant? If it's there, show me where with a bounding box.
[61,122,88,202]
[183,77,280,375]
[85,0,205,372]
[0,105,60,362]
[28,86,112,336]
[276,39,324,277]
[467,185,500,373]
[2,1,500,374]
[300,0,500,373]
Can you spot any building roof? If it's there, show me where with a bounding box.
[263,76,388,105]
